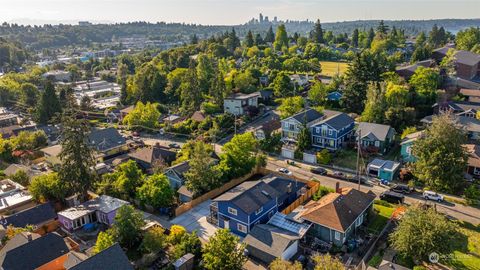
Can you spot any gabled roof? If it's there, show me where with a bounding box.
[214,175,305,214]
[400,131,424,145]
[2,203,57,228]
[455,50,480,67]
[68,243,132,270]
[244,224,299,259]
[313,112,354,131]
[165,161,190,180]
[300,188,376,232]
[191,110,207,122]
[89,128,126,152]
[465,144,480,168]
[1,233,69,270]
[3,164,41,178]
[128,146,177,166]
[286,108,323,124]
[40,144,62,157]
[357,122,395,141]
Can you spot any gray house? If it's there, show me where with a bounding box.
[298,187,376,246]
[356,122,396,154]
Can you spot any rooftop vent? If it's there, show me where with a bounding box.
[261,190,270,197]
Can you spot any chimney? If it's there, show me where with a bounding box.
[335,182,340,193]
[155,142,160,148]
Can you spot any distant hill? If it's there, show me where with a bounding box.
[0,18,479,50]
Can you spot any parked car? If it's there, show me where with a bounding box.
[423,190,444,202]
[380,191,405,204]
[278,168,292,175]
[332,171,345,178]
[390,184,413,194]
[345,175,367,184]
[310,167,327,175]
[169,143,181,149]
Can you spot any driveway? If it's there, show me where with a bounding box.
[170,200,218,242]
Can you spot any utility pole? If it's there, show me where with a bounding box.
[234,113,237,135]
[356,130,361,191]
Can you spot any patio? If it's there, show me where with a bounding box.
[170,199,218,242]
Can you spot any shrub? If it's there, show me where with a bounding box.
[167,225,186,245]
[374,199,392,207]
[464,184,480,206]
[312,185,334,201]
[316,149,332,165]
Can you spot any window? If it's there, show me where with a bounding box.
[356,214,363,227]
[228,207,237,216]
[334,231,341,240]
[374,141,380,147]
[316,127,320,134]
[406,146,412,155]
[255,207,263,215]
[237,223,247,233]
[474,167,480,176]
[328,129,333,136]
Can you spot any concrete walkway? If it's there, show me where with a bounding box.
[170,200,218,242]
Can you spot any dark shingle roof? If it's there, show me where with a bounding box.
[128,146,177,166]
[314,112,354,131]
[455,50,480,67]
[214,175,305,214]
[69,243,133,270]
[290,108,323,124]
[244,224,298,261]
[88,128,126,152]
[2,233,69,270]
[357,122,394,141]
[3,203,57,228]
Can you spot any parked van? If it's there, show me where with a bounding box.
[380,191,405,204]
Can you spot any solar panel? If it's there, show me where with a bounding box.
[268,212,311,237]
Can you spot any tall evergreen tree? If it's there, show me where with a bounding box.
[180,61,202,115]
[310,19,324,43]
[190,34,198,45]
[36,81,61,124]
[351,28,359,47]
[58,111,96,199]
[245,30,254,47]
[273,24,289,51]
[254,33,264,46]
[264,26,275,43]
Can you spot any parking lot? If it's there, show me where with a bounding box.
[170,200,218,242]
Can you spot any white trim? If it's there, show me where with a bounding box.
[237,223,247,233]
[249,204,277,225]
[228,207,238,216]
[334,231,340,240]
[255,207,263,215]
[218,213,249,226]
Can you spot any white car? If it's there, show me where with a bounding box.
[278,168,292,175]
[423,191,444,202]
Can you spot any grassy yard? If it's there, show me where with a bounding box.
[331,149,358,170]
[319,61,349,77]
[447,222,480,270]
[368,201,396,234]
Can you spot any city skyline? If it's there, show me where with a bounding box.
[1,0,479,26]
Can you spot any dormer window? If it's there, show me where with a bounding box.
[255,207,263,215]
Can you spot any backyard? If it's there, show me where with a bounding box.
[368,200,396,234]
[319,61,350,77]
[448,221,480,270]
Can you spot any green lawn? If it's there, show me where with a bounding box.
[368,201,395,234]
[447,222,480,270]
[319,61,349,77]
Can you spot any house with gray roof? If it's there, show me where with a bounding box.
[356,122,396,154]
[88,127,128,160]
[433,100,480,118]
[1,202,57,229]
[224,92,260,116]
[280,108,325,141]
[58,195,129,232]
[0,232,70,270]
[421,114,480,141]
[164,161,190,190]
[432,47,480,81]
[68,243,132,270]
[311,112,355,151]
[210,175,306,237]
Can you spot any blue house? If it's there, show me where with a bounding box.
[311,112,355,151]
[210,175,306,237]
[367,159,401,182]
[400,131,423,163]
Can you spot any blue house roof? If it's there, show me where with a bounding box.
[327,91,343,101]
[214,175,305,215]
[3,203,57,228]
[313,113,354,131]
[289,109,323,124]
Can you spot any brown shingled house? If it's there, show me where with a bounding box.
[299,187,376,246]
[459,89,480,103]
[465,144,480,178]
[433,47,480,81]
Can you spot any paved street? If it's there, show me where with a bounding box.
[267,157,480,225]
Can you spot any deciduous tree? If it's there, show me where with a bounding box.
[202,229,247,270]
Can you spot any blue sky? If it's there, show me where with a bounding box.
[1,0,479,25]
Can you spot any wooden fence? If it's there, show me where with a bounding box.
[282,181,320,215]
[174,169,259,217]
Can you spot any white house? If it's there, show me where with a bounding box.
[224,92,260,116]
[280,108,324,141]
